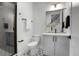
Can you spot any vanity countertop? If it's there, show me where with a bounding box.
[42,33,71,36]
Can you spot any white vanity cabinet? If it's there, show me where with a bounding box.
[42,33,70,56]
[42,35,54,56]
[55,36,70,56]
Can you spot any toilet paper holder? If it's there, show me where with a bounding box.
[18,40,24,43]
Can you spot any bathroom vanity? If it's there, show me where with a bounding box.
[41,33,70,56]
[41,3,71,56]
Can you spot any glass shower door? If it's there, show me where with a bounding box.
[0,2,17,56]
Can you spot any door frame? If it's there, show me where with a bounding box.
[11,2,17,56]
[14,2,17,54]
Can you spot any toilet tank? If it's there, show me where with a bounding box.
[32,35,41,42]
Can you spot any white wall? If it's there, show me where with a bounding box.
[70,2,79,56]
[17,2,33,55]
[32,2,47,35]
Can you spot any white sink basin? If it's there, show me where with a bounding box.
[42,33,71,36]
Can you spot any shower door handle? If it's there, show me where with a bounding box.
[18,40,24,43]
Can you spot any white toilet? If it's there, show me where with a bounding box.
[27,35,40,47]
[27,35,41,56]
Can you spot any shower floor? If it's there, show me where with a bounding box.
[0,49,11,56]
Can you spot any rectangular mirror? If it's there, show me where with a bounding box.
[45,10,63,33]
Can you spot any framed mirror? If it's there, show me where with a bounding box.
[45,10,63,33]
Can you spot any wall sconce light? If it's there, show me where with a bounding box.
[56,3,62,8]
[49,3,63,11]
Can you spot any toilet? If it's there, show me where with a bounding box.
[27,35,40,47]
[27,35,41,56]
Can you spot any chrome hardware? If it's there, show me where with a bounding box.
[18,40,24,43]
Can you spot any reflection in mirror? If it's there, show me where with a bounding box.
[51,14,60,33]
[0,2,17,56]
[51,14,60,23]
[46,10,63,33]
